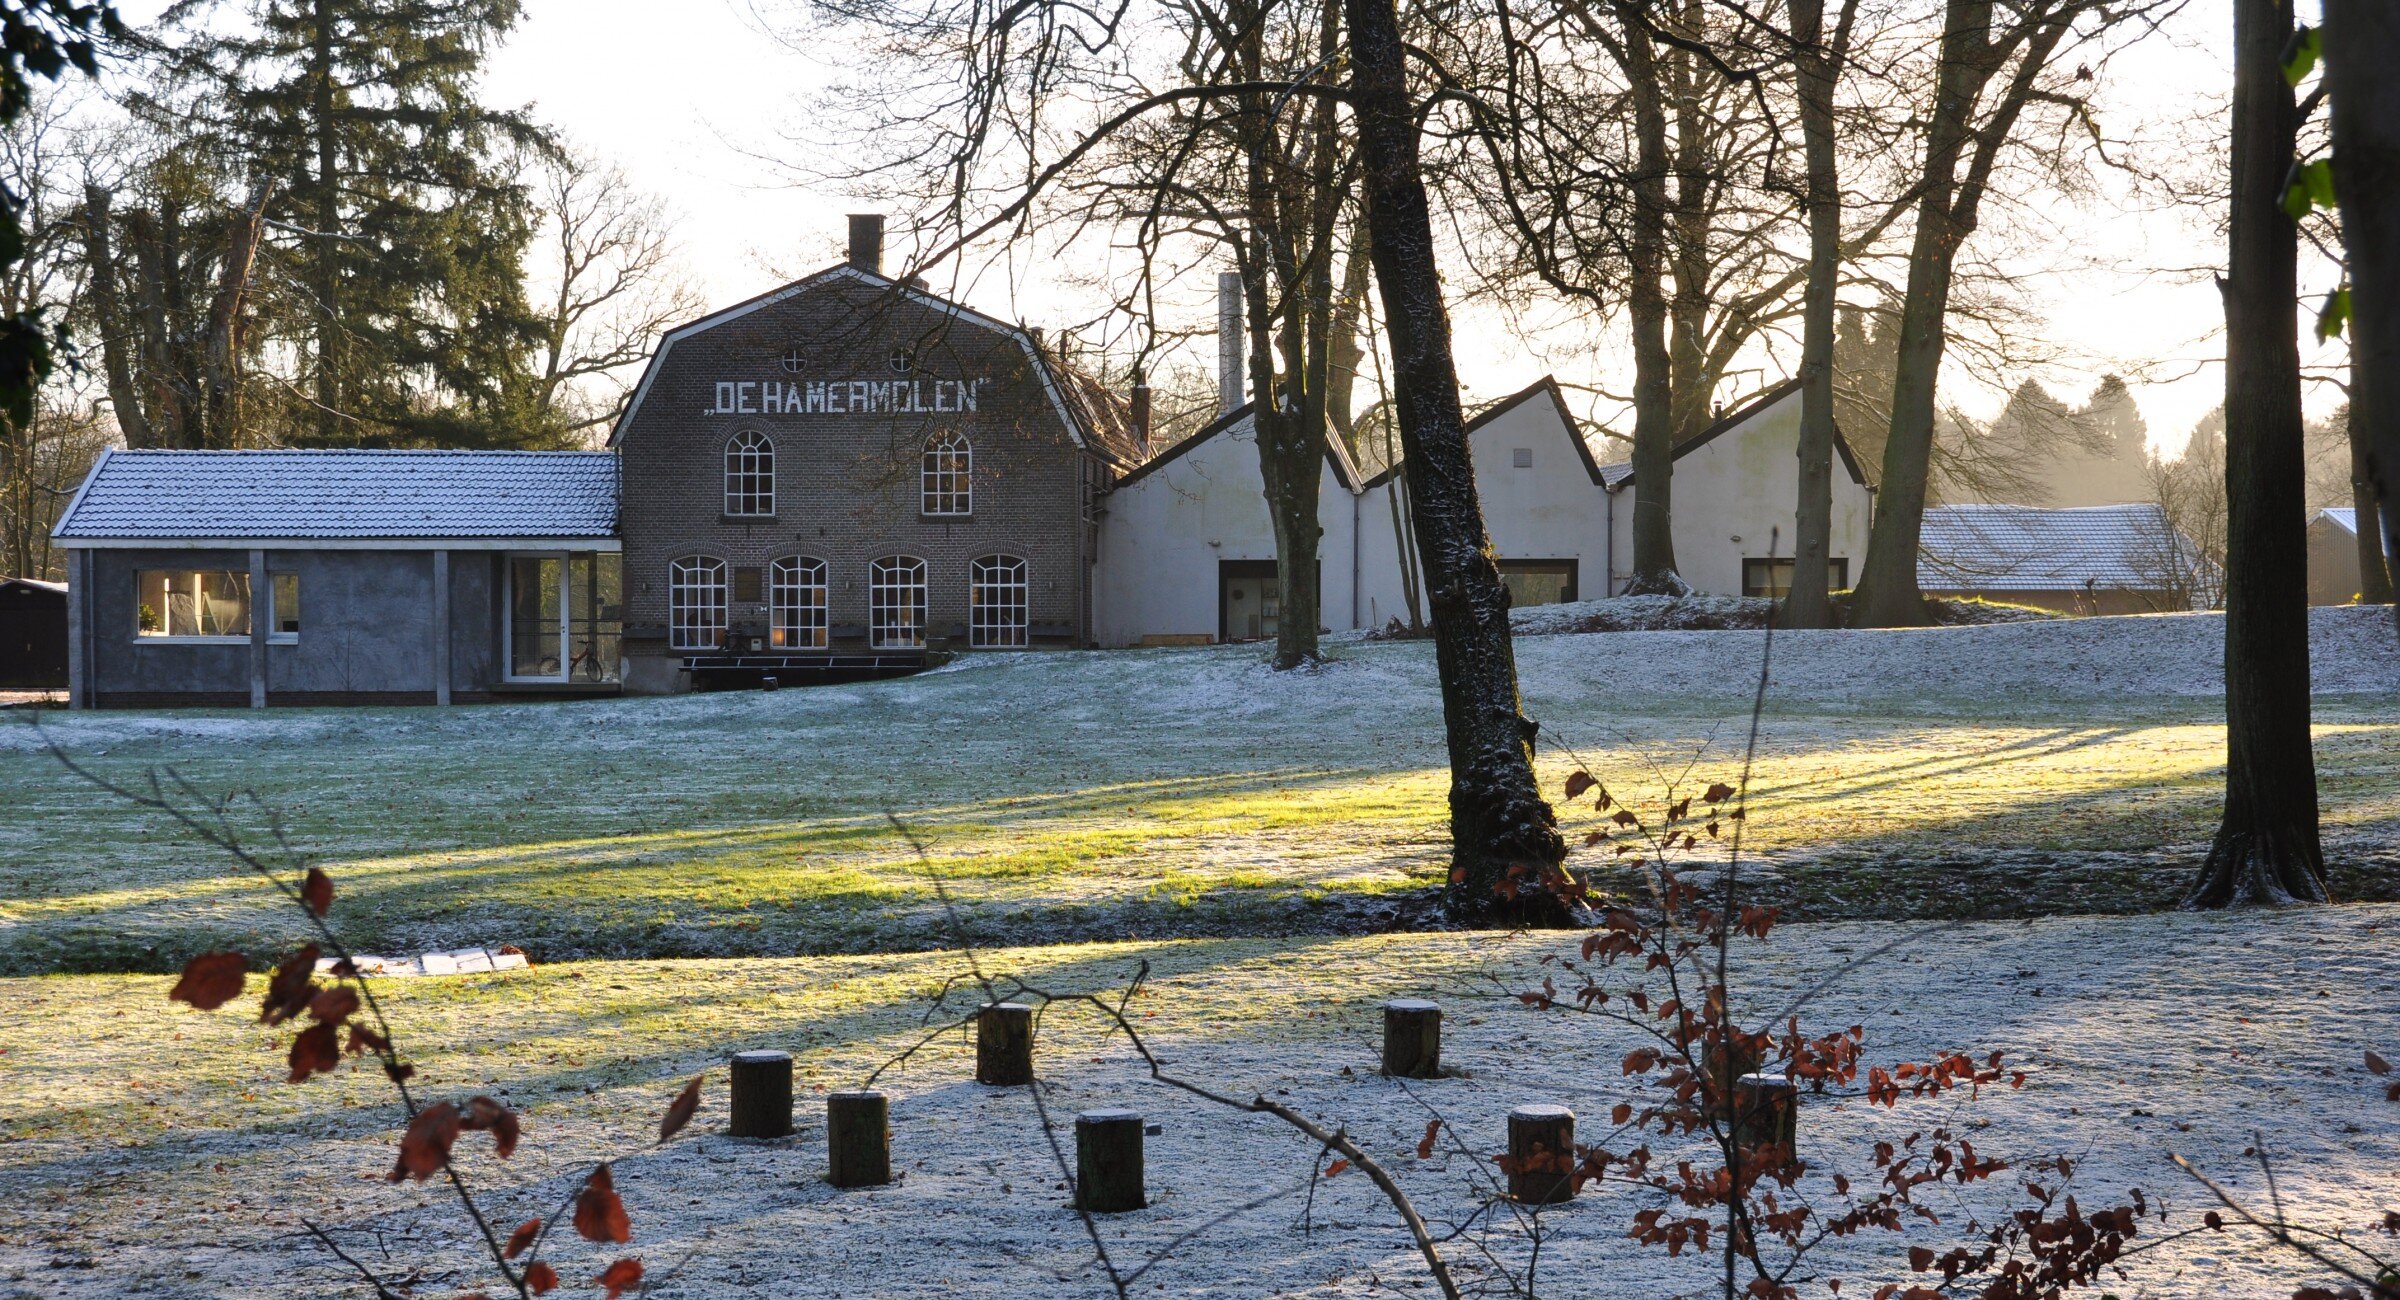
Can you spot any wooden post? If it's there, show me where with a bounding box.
[1382,998,1442,1078]
[1075,1108,1146,1213]
[727,1050,793,1139]
[826,1090,890,1187]
[430,550,451,707]
[976,1002,1034,1085]
[1733,1073,1798,1159]
[1507,1104,1576,1205]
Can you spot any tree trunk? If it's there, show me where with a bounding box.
[1783,0,1850,629]
[79,187,159,450]
[1619,11,1683,595]
[2350,395,2394,604]
[2186,0,2326,909]
[1343,0,1570,925]
[310,0,343,441]
[2324,0,2400,626]
[1849,0,1991,628]
[202,188,271,447]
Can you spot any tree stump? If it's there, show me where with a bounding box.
[728,1050,793,1139]
[1732,1073,1798,1161]
[825,1090,890,1188]
[1382,999,1442,1078]
[1075,1108,1146,1213]
[976,1002,1035,1086]
[1507,1104,1577,1205]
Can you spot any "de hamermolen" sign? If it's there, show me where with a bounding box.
[706,377,988,416]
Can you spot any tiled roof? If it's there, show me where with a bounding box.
[2317,507,2358,535]
[1918,503,2202,592]
[53,449,619,541]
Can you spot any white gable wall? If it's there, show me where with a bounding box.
[1094,416,1360,646]
[1606,387,1873,595]
[1355,385,1613,626]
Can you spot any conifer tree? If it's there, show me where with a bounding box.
[155,0,549,445]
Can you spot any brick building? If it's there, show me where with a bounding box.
[609,217,1145,693]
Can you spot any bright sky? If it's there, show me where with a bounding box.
[416,0,2343,451]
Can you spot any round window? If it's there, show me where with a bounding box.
[779,348,807,374]
[889,349,916,374]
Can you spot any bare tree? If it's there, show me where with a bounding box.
[1848,0,2177,626]
[1783,0,1861,627]
[523,146,703,439]
[2186,0,2324,908]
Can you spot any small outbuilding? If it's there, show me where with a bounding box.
[2307,507,2391,606]
[1917,503,2209,615]
[0,576,68,687]
[52,448,620,708]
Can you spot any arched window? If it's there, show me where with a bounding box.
[725,431,774,516]
[868,556,927,649]
[668,556,728,650]
[969,555,1029,648]
[769,556,828,650]
[922,430,971,516]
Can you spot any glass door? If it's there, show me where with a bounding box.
[507,554,567,681]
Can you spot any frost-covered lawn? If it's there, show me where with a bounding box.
[2,906,2395,1297]
[2,607,2396,974]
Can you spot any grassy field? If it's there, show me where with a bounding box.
[3,608,2396,975]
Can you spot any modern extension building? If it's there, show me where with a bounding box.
[1917,503,2212,615]
[50,449,619,707]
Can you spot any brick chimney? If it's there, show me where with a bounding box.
[848,214,884,276]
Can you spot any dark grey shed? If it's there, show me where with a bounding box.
[0,577,67,687]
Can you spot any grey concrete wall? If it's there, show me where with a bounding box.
[79,548,509,706]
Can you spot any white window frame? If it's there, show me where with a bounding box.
[725,430,775,517]
[868,555,927,650]
[968,555,1028,649]
[132,569,253,643]
[267,572,300,644]
[669,555,730,651]
[504,551,570,682]
[769,556,829,650]
[921,430,971,516]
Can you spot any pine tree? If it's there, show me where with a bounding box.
[157,0,549,445]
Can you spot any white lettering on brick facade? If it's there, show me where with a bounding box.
[707,377,985,416]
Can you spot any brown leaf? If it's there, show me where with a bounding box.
[659,1074,703,1144]
[347,1024,391,1056]
[461,1095,521,1159]
[2367,1050,2391,1076]
[523,1261,559,1295]
[1702,782,1737,804]
[594,1258,643,1300]
[1564,771,1595,801]
[390,1101,462,1182]
[575,1164,632,1243]
[307,986,359,1026]
[286,1022,340,1083]
[259,944,322,1025]
[1611,809,1637,827]
[169,952,249,1011]
[1667,796,1691,822]
[1416,1119,1441,1160]
[504,1218,541,1260]
[1321,1158,1350,1178]
[300,867,334,917]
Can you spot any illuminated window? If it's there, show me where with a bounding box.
[969,555,1028,648]
[769,556,829,650]
[725,431,774,516]
[922,430,970,516]
[869,556,927,649]
[133,570,250,640]
[669,556,729,650]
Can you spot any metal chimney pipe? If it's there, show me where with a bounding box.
[1130,379,1152,456]
[1217,271,1244,415]
[848,214,885,276]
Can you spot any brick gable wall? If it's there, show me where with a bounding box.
[616,274,1105,683]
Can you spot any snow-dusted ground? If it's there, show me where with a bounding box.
[3,607,2397,973]
[2,905,2395,1298]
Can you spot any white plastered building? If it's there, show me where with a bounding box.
[1093,376,1875,647]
